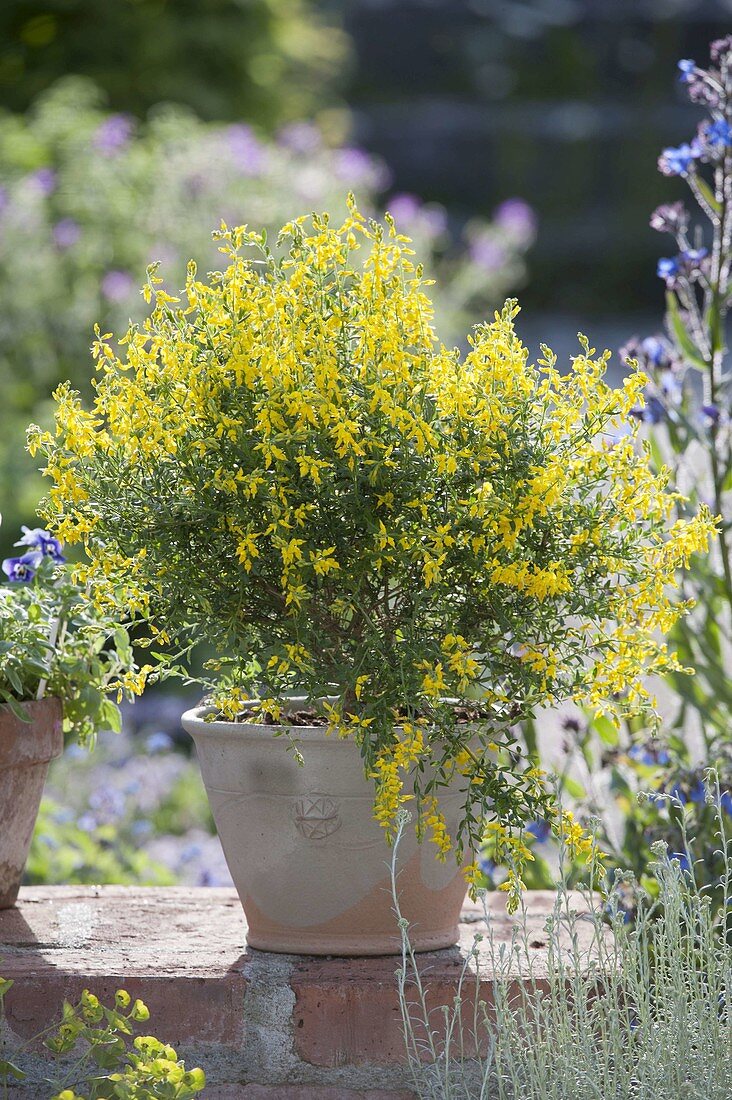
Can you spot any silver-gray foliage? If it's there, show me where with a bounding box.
[393,785,732,1100]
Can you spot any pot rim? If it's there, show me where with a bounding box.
[181,702,356,743]
[181,696,487,743]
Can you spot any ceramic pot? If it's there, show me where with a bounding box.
[0,697,63,908]
[182,705,470,955]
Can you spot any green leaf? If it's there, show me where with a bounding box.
[561,776,586,799]
[99,698,122,734]
[694,174,722,215]
[589,713,619,747]
[0,1059,26,1081]
[3,696,32,722]
[666,291,709,371]
[5,666,25,696]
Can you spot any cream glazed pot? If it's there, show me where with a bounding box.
[181,705,470,955]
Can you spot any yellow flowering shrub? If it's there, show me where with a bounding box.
[29,199,716,871]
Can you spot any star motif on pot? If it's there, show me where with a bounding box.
[293,795,342,839]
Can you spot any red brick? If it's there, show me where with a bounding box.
[0,886,600,1084]
[290,891,583,1067]
[0,886,247,1045]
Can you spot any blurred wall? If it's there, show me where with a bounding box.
[345,0,732,331]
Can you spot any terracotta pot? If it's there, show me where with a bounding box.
[0,697,64,908]
[182,705,470,956]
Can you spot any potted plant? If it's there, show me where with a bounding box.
[0,520,150,908]
[30,202,716,953]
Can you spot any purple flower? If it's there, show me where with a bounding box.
[225,124,265,176]
[16,526,65,562]
[657,256,681,286]
[469,233,507,272]
[677,59,697,84]
[52,218,81,249]
[388,193,422,225]
[101,270,135,302]
[89,785,127,823]
[701,404,720,425]
[277,121,322,155]
[658,143,698,177]
[710,36,732,63]
[335,147,377,185]
[679,247,709,280]
[649,201,688,236]
[93,114,134,156]
[493,198,537,244]
[420,205,448,238]
[2,551,43,583]
[688,79,721,110]
[387,193,447,238]
[28,168,57,196]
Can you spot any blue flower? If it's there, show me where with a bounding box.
[658,143,699,177]
[721,791,732,816]
[689,778,707,805]
[15,526,65,563]
[526,819,551,843]
[77,812,98,832]
[478,854,497,878]
[629,743,669,766]
[677,59,696,83]
[657,256,680,285]
[630,396,665,424]
[660,371,683,405]
[681,247,708,266]
[2,550,43,583]
[702,404,720,425]
[145,731,174,754]
[640,336,670,367]
[669,782,688,805]
[699,119,732,152]
[625,748,651,765]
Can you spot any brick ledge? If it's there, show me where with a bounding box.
[0,887,593,1097]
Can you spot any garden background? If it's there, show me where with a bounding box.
[2,0,731,892]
